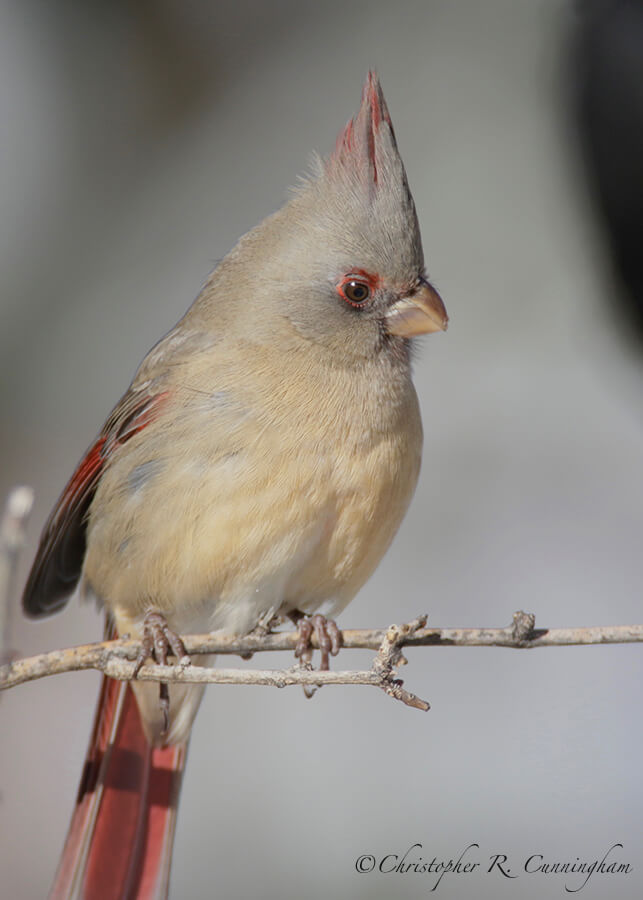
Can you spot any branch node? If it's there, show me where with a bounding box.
[372,615,430,711]
[511,610,536,644]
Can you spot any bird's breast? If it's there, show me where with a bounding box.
[83,352,423,634]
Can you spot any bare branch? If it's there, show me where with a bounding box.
[2,611,643,713]
[0,619,432,710]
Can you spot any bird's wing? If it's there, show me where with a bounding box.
[22,383,171,617]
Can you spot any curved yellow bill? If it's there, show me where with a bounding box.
[385,281,448,337]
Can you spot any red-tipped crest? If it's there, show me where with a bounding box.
[310,71,423,287]
[330,71,397,186]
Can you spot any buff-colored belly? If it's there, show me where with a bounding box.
[83,374,422,637]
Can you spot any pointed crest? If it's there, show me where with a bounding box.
[327,71,399,189]
[285,71,424,287]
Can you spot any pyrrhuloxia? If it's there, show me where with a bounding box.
[23,72,447,899]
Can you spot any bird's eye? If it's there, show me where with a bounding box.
[340,280,371,307]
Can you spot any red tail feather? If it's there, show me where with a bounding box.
[50,677,186,900]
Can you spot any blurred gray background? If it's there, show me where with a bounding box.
[2,1,643,898]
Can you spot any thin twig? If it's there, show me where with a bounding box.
[0,486,34,665]
[2,613,642,704]
[0,622,430,709]
[371,615,430,710]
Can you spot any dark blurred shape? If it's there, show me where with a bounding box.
[574,0,643,337]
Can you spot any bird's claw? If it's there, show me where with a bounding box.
[132,611,190,735]
[132,610,190,674]
[292,612,342,671]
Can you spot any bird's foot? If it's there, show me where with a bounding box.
[132,611,191,735]
[290,611,342,671]
[239,613,283,660]
[132,611,191,674]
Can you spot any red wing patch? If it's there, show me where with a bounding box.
[22,390,170,617]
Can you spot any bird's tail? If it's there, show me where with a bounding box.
[49,674,187,900]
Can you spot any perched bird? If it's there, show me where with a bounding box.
[23,72,447,899]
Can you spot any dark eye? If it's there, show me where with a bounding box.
[341,280,371,306]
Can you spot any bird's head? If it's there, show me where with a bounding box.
[213,72,447,366]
